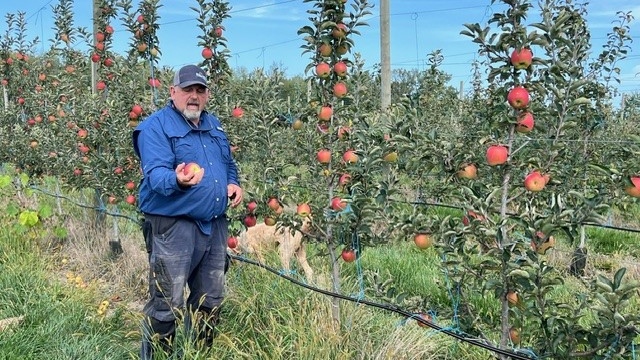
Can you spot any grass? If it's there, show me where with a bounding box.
[0,178,639,359]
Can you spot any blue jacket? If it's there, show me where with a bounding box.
[132,101,239,235]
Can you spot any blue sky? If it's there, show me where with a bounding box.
[1,0,639,98]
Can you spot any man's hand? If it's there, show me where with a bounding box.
[227,184,243,207]
[175,163,205,187]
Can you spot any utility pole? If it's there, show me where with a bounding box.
[380,0,391,111]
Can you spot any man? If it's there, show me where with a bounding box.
[132,64,243,358]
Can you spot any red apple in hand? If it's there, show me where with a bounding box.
[486,145,508,166]
[183,162,202,176]
[524,171,546,192]
[510,48,533,70]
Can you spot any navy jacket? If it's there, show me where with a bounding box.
[132,101,239,235]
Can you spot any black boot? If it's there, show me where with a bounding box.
[185,306,221,349]
[140,317,175,360]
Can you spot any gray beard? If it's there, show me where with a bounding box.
[183,109,202,121]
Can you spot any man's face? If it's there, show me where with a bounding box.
[170,85,209,121]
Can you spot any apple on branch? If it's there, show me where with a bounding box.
[457,163,477,179]
[486,145,508,166]
[510,48,533,70]
[507,86,530,109]
[524,171,546,192]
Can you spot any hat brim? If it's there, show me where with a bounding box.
[175,80,208,88]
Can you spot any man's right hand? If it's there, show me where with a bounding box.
[175,163,205,187]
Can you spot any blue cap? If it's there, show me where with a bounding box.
[173,65,208,88]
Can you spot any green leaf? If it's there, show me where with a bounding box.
[613,267,626,290]
[18,210,39,228]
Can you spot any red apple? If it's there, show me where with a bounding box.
[297,203,311,217]
[339,173,351,187]
[317,149,331,164]
[507,86,529,109]
[342,150,358,164]
[125,181,136,191]
[267,197,280,211]
[331,197,347,211]
[486,145,508,166]
[96,81,106,91]
[332,23,348,39]
[137,14,144,23]
[516,112,534,133]
[247,201,258,213]
[414,233,432,249]
[126,195,136,205]
[337,126,350,140]
[457,163,477,179]
[131,104,143,116]
[201,47,213,59]
[95,32,106,42]
[315,62,331,78]
[113,167,123,175]
[333,82,347,98]
[90,53,100,63]
[341,248,356,262]
[509,327,521,344]
[183,162,202,176]
[227,236,238,249]
[103,58,114,67]
[214,26,223,37]
[77,129,88,139]
[318,106,333,121]
[232,107,244,118]
[243,214,257,227]
[417,312,432,328]
[510,48,533,70]
[318,43,332,57]
[506,291,519,306]
[333,61,348,77]
[462,210,485,226]
[524,171,546,192]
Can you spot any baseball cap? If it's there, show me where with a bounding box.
[173,65,208,88]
